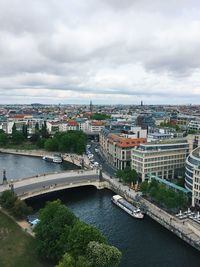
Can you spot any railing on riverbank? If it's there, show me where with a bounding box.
[102,175,200,252]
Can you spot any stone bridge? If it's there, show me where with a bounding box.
[0,169,106,200]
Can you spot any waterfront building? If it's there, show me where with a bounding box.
[132,139,189,181]
[185,147,200,207]
[100,126,147,169]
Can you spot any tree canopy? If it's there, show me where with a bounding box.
[67,221,106,257]
[140,180,188,211]
[116,167,138,184]
[86,241,122,267]
[90,113,111,120]
[44,131,87,154]
[34,200,121,266]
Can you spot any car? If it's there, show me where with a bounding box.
[88,154,94,159]
[94,162,99,166]
[95,148,99,152]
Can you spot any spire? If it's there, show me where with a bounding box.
[90,100,93,112]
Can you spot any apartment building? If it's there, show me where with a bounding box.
[132,139,189,181]
[185,147,200,207]
[188,120,200,131]
[100,126,147,170]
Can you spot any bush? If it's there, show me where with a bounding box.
[0,190,17,210]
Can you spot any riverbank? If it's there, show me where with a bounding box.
[103,173,200,253]
[0,210,52,267]
[0,148,91,168]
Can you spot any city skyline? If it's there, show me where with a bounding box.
[0,0,200,104]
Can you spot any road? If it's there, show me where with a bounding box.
[88,141,117,177]
[0,170,99,196]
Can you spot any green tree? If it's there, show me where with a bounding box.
[76,256,91,267]
[22,124,28,139]
[41,121,49,138]
[36,137,46,148]
[91,113,111,120]
[68,221,106,257]
[86,241,122,267]
[12,130,24,144]
[116,167,138,184]
[34,200,76,262]
[12,122,17,134]
[0,190,17,210]
[56,253,75,267]
[140,181,149,195]
[35,122,39,132]
[44,138,59,151]
[30,132,40,143]
[11,198,32,219]
[0,131,8,147]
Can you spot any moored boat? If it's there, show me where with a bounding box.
[42,154,62,163]
[112,195,144,219]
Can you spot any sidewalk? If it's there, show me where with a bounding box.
[102,173,200,250]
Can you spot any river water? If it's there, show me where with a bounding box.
[1,153,200,267]
[0,153,78,181]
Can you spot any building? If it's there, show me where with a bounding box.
[188,120,200,131]
[185,147,200,207]
[100,126,147,170]
[59,120,79,132]
[132,139,189,181]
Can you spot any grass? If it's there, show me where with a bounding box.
[0,211,53,267]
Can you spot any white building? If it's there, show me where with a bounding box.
[185,147,200,207]
[132,139,189,181]
[188,120,200,131]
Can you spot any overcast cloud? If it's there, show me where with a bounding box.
[0,0,200,104]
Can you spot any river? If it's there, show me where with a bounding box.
[1,153,200,267]
[0,153,78,180]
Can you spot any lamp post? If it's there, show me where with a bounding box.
[3,169,7,185]
[99,165,103,182]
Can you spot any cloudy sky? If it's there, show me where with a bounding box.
[0,0,200,105]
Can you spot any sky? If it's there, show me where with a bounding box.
[0,0,200,105]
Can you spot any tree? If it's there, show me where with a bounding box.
[34,200,77,262]
[41,121,49,138]
[76,256,91,267]
[12,122,16,134]
[116,167,138,184]
[56,254,91,267]
[44,138,59,151]
[86,241,122,267]
[0,190,17,210]
[56,253,75,267]
[11,198,32,219]
[0,131,8,147]
[30,132,40,143]
[35,122,39,132]
[22,124,28,139]
[36,138,46,148]
[90,113,111,120]
[12,130,24,144]
[140,181,149,195]
[67,221,106,257]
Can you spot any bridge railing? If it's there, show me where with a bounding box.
[9,169,94,183]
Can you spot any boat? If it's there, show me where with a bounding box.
[111,195,144,219]
[42,154,62,163]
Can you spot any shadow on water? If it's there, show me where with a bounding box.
[26,187,200,267]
